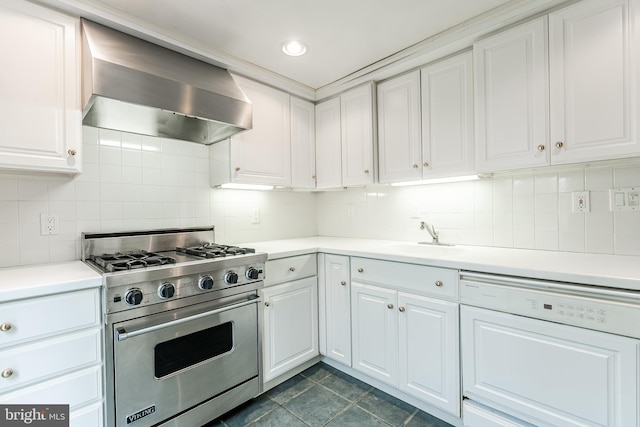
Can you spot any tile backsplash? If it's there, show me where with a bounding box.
[0,126,638,268]
[317,161,640,256]
[0,127,318,268]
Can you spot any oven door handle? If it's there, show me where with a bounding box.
[116,296,260,341]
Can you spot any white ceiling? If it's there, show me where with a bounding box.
[85,0,513,90]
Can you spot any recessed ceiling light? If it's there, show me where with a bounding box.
[281,40,307,56]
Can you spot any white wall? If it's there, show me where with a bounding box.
[0,127,318,268]
[317,162,640,256]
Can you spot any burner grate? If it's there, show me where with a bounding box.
[176,243,255,259]
[92,251,177,272]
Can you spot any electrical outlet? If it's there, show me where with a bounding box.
[40,213,59,235]
[572,191,590,213]
[347,204,354,217]
[252,208,260,224]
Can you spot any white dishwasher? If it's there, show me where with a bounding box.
[460,271,640,427]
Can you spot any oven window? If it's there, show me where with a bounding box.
[154,322,233,378]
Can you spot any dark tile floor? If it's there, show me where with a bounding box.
[205,362,454,427]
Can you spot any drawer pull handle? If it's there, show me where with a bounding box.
[0,322,12,332]
[387,303,394,309]
[537,144,545,152]
[264,302,270,307]
[1,368,13,378]
[555,141,564,148]
[399,306,405,312]
[435,280,443,287]
[67,148,77,156]
[289,267,296,272]
[340,281,346,286]
[357,268,363,273]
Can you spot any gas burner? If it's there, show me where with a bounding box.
[176,243,256,259]
[92,251,176,272]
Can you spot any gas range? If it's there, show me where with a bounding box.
[81,226,267,314]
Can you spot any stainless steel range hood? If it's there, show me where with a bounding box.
[81,19,252,144]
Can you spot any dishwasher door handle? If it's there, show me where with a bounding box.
[116,296,260,341]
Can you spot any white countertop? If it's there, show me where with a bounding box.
[0,261,102,303]
[240,237,640,291]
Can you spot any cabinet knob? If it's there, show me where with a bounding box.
[435,280,443,287]
[412,164,419,169]
[387,303,394,309]
[264,301,270,307]
[289,267,296,272]
[0,322,11,332]
[340,281,346,286]
[312,175,317,179]
[67,148,76,156]
[235,166,241,171]
[1,368,13,378]
[555,141,564,148]
[423,162,429,167]
[357,268,363,273]
[364,169,370,174]
[399,306,405,312]
[537,145,545,152]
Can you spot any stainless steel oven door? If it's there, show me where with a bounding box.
[112,293,259,427]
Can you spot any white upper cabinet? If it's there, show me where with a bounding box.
[421,51,474,178]
[341,83,375,186]
[377,70,422,183]
[474,17,549,172]
[290,97,316,189]
[221,75,291,186]
[315,97,343,189]
[378,52,473,184]
[0,0,81,174]
[549,0,640,163]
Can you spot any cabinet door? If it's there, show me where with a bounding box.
[398,293,460,416]
[291,97,316,189]
[474,17,549,172]
[377,71,422,183]
[0,0,81,173]
[421,51,474,178]
[341,84,375,186]
[315,97,342,189]
[351,282,397,386]
[323,254,351,366]
[262,277,318,382]
[549,0,639,163]
[230,75,291,186]
[462,305,639,426]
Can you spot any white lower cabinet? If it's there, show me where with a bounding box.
[350,258,460,416]
[321,254,352,366]
[0,287,103,426]
[262,255,318,383]
[461,305,639,426]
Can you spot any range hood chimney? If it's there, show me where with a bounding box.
[81,19,252,144]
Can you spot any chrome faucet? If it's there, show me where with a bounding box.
[420,221,439,244]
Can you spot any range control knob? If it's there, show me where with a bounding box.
[225,271,239,284]
[245,267,260,280]
[125,288,143,306]
[199,275,214,290]
[158,282,176,299]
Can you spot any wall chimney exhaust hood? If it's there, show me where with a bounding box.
[81,19,252,144]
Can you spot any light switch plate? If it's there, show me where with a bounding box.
[609,187,640,211]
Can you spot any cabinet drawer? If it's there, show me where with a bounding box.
[0,288,100,348]
[70,401,103,427]
[351,257,458,299]
[0,328,101,392]
[265,254,317,286]
[1,365,102,409]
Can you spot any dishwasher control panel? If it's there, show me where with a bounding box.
[460,277,640,339]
